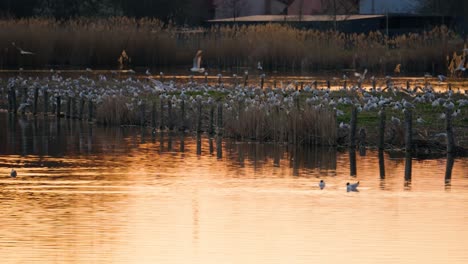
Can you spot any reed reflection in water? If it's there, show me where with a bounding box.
[1,112,468,264]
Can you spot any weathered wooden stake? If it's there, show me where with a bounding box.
[197,101,202,133]
[406,80,410,91]
[217,102,223,135]
[79,97,85,120]
[260,75,265,89]
[43,90,48,115]
[404,109,413,182]
[66,97,71,119]
[404,109,412,153]
[372,79,376,90]
[88,100,93,122]
[378,109,386,149]
[151,101,157,128]
[11,87,17,115]
[167,100,173,130]
[159,97,165,130]
[243,73,248,87]
[378,149,385,179]
[180,99,186,130]
[343,80,347,90]
[327,80,331,90]
[445,108,455,153]
[445,153,454,185]
[139,101,146,126]
[196,133,202,156]
[349,106,357,147]
[33,87,39,115]
[56,96,61,118]
[349,147,357,176]
[209,104,215,135]
[8,88,13,113]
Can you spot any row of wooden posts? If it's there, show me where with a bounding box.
[7,86,94,121]
[347,105,456,182]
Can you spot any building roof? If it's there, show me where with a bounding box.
[208,14,384,22]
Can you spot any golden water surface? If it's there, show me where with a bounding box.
[0,113,467,264]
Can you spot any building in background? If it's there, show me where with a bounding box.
[214,0,291,19]
[359,0,419,14]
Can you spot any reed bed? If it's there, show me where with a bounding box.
[2,73,467,150]
[0,17,465,74]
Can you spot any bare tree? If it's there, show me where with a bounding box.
[321,0,359,30]
[215,0,250,21]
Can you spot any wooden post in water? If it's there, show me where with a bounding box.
[218,74,222,86]
[159,72,164,82]
[209,104,215,136]
[180,99,186,131]
[217,101,223,135]
[196,133,202,155]
[71,97,76,118]
[378,109,386,150]
[7,88,13,113]
[43,90,48,116]
[445,108,455,153]
[406,80,410,91]
[151,101,157,128]
[445,153,455,186]
[66,97,71,119]
[372,79,376,91]
[378,149,385,179]
[349,147,357,176]
[273,80,277,89]
[197,101,202,133]
[88,100,93,122]
[216,101,224,161]
[349,106,357,148]
[167,100,173,130]
[404,109,413,182]
[244,72,248,87]
[327,80,331,90]
[56,96,61,118]
[313,80,317,90]
[260,75,265,89]
[404,109,412,153]
[11,87,17,115]
[343,80,347,90]
[79,97,85,120]
[33,87,39,115]
[139,101,146,126]
[159,97,165,130]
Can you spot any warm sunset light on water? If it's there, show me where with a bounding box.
[0,114,467,263]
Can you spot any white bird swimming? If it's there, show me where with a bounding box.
[319,180,325,190]
[12,42,34,55]
[10,169,17,178]
[190,50,205,73]
[346,181,359,192]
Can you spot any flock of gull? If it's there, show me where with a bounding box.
[4,48,468,180]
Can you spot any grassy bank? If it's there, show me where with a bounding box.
[0,17,466,74]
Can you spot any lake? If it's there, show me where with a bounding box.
[0,112,467,264]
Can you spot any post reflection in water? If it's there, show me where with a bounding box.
[1,113,468,264]
[445,153,455,189]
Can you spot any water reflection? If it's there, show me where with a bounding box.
[1,112,468,264]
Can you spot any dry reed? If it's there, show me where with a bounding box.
[0,18,465,74]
